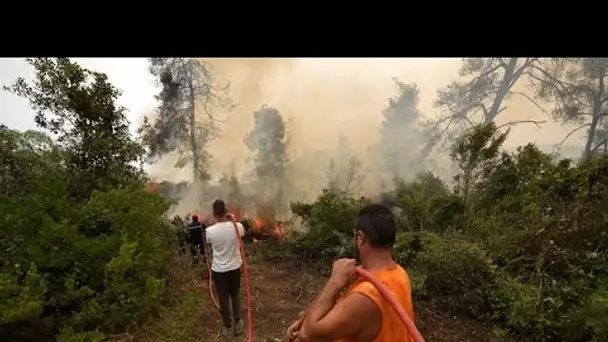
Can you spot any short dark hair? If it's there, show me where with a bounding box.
[192,214,199,221]
[355,204,396,249]
[213,199,227,216]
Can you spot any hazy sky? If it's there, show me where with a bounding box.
[0,58,582,183]
[0,58,157,135]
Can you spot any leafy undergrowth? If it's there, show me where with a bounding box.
[109,250,509,342]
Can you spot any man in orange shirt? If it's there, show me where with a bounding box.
[285,204,415,342]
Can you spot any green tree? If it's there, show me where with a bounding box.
[5,58,145,200]
[450,122,508,208]
[140,58,232,181]
[1,59,172,341]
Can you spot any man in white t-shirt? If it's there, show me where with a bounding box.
[206,199,245,340]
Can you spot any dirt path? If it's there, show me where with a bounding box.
[111,254,504,342]
[111,255,323,342]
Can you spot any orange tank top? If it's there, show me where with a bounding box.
[334,265,414,342]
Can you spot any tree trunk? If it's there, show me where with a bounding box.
[484,58,518,124]
[584,71,605,159]
[188,73,200,181]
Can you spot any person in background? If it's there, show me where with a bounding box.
[284,203,415,342]
[188,214,205,265]
[171,215,187,255]
[206,199,245,340]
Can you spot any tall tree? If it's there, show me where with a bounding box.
[450,122,508,208]
[433,58,544,145]
[5,58,144,200]
[140,58,232,181]
[379,79,426,181]
[245,105,289,209]
[529,58,608,158]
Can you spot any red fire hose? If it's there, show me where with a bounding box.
[204,249,220,310]
[205,214,425,342]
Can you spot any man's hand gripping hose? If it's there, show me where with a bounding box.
[204,214,424,342]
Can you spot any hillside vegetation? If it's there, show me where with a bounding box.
[1,57,607,342]
[284,123,608,341]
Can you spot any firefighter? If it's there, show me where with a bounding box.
[188,214,206,265]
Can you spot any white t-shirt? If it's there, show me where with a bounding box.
[205,221,245,273]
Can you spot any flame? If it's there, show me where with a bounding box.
[249,215,285,244]
[185,201,285,244]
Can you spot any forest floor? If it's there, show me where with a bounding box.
[110,252,505,342]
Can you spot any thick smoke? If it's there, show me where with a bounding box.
[147,58,579,217]
[245,105,290,213]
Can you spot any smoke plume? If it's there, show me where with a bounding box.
[147,58,578,217]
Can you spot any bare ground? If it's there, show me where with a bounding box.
[110,254,505,342]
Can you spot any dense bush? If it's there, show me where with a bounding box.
[394,232,497,317]
[0,59,173,341]
[394,172,466,233]
[289,189,367,261]
[0,129,172,342]
[288,123,608,342]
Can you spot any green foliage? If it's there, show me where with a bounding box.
[395,232,497,317]
[5,58,145,200]
[1,59,173,341]
[0,129,172,340]
[285,123,608,342]
[0,264,47,323]
[451,122,508,206]
[394,172,465,232]
[290,189,367,260]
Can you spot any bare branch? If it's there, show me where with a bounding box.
[496,120,546,130]
[509,91,550,116]
[555,123,591,152]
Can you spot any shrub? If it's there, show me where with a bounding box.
[290,189,365,261]
[395,232,497,317]
[0,129,172,341]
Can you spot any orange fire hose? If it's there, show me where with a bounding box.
[205,214,424,342]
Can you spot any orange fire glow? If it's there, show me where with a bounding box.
[191,201,285,244]
[249,215,285,244]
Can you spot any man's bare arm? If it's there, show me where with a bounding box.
[298,283,380,342]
